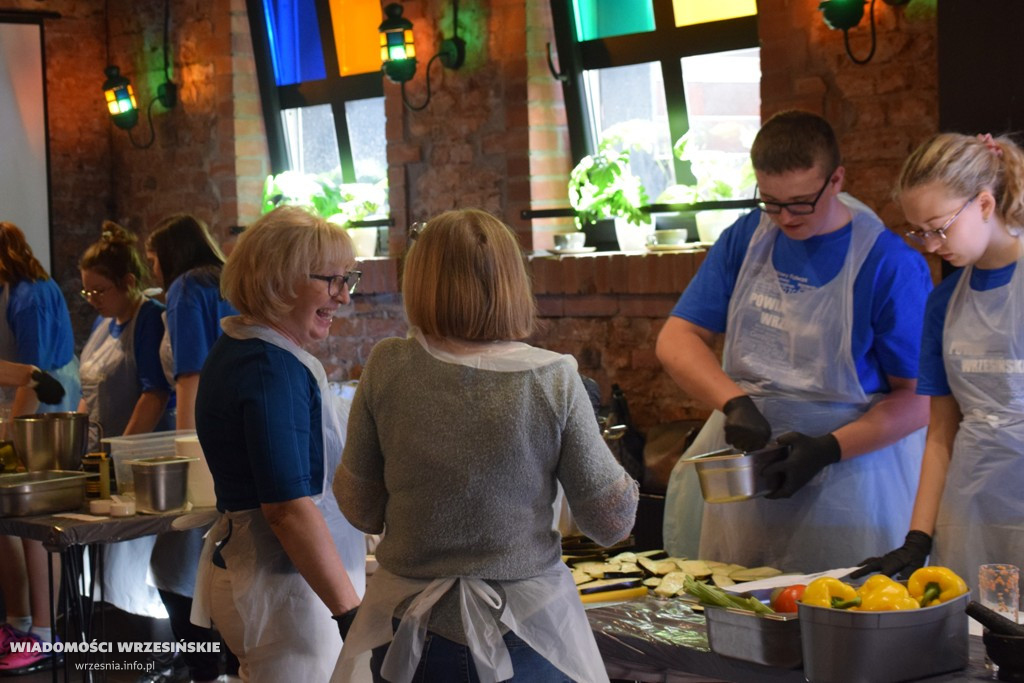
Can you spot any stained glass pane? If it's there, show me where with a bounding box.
[262,0,326,86]
[582,62,673,201]
[573,0,655,41]
[329,0,382,76]
[672,0,757,27]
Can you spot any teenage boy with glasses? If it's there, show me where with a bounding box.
[656,110,934,574]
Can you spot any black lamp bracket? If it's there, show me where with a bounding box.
[823,0,911,65]
[401,2,465,110]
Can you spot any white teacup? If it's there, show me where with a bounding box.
[647,229,689,247]
[553,232,586,251]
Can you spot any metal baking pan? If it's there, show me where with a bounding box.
[0,470,90,517]
[683,444,789,503]
[704,603,802,668]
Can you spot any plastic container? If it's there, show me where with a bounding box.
[683,444,789,503]
[174,435,215,507]
[798,592,969,683]
[704,605,802,668]
[129,455,195,513]
[103,430,194,494]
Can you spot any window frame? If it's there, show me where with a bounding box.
[549,0,759,183]
[245,0,384,180]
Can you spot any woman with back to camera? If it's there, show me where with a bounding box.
[142,213,239,683]
[333,209,639,682]
[854,133,1024,589]
[191,206,365,682]
[0,221,81,674]
[78,222,174,620]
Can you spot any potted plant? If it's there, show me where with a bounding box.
[261,171,388,257]
[656,129,756,243]
[568,131,652,252]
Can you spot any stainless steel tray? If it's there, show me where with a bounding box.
[704,603,802,668]
[0,470,89,517]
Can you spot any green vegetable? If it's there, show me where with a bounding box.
[683,576,774,615]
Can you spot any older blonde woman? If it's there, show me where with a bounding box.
[191,206,365,682]
[334,209,638,682]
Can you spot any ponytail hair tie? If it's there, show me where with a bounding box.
[977,133,1004,157]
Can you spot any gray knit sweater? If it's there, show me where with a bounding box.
[335,336,638,581]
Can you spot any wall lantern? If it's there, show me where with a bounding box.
[818,0,911,65]
[101,0,177,148]
[378,2,465,111]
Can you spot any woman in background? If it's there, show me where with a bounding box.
[78,222,173,621]
[192,206,364,682]
[0,222,81,674]
[855,133,1024,588]
[333,209,638,682]
[143,213,239,683]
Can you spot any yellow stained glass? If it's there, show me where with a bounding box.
[672,0,756,27]
[330,0,384,76]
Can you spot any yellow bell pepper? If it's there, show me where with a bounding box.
[856,575,919,611]
[802,576,861,609]
[907,567,968,607]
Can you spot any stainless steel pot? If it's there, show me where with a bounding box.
[12,412,90,472]
[129,455,196,513]
[684,443,790,503]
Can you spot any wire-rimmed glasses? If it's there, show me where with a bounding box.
[904,195,977,246]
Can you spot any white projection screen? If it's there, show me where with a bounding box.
[0,20,50,272]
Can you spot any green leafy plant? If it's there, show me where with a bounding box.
[656,129,756,205]
[568,132,651,230]
[261,170,388,226]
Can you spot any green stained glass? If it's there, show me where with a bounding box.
[573,0,655,41]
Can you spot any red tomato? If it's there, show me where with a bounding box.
[771,584,806,613]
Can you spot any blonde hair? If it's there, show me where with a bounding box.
[222,206,354,323]
[896,132,1024,228]
[402,209,536,341]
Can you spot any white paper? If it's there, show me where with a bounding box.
[53,513,107,522]
[722,566,861,593]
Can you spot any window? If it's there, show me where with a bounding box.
[247,0,388,216]
[551,0,760,211]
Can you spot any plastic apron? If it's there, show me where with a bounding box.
[332,329,608,683]
[0,283,80,415]
[664,195,923,572]
[190,316,366,683]
[932,241,1024,592]
[80,299,167,616]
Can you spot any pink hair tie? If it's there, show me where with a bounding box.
[977,133,1004,157]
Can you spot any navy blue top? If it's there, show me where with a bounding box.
[195,335,323,511]
[166,270,237,377]
[4,278,75,369]
[671,210,933,393]
[917,262,1017,396]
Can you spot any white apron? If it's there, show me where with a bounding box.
[0,283,80,414]
[190,316,366,683]
[80,298,169,617]
[664,195,924,571]
[933,241,1024,593]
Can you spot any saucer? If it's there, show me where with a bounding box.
[646,243,707,253]
[547,246,597,256]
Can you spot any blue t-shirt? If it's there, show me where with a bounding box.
[672,210,933,393]
[195,335,323,511]
[166,269,237,377]
[4,278,75,369]
[90,298,172,395]
[917,263,1017,396]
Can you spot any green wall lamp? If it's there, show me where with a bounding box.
[819,0,911,64]
[378,2,465,111]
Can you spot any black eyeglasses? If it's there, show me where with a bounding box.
[756,172,835,216]
[904,195,977,246]
[308,271,362,296]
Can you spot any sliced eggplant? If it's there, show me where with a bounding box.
[675,560,713,578]
[729,566,783,582]
[577,577,643,594]
[654,571,690,597]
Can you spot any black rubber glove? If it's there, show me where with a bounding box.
[332,607,358,640]
[29,369,65,405]
[762,431,840,499]
[850,530,933,580]
[722,395,771,452]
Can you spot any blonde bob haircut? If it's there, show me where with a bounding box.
[403,209,536,341]
[221,205,354,324]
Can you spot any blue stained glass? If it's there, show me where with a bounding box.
[262,0,326,86]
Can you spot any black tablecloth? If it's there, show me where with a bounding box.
[0,506,218,550]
